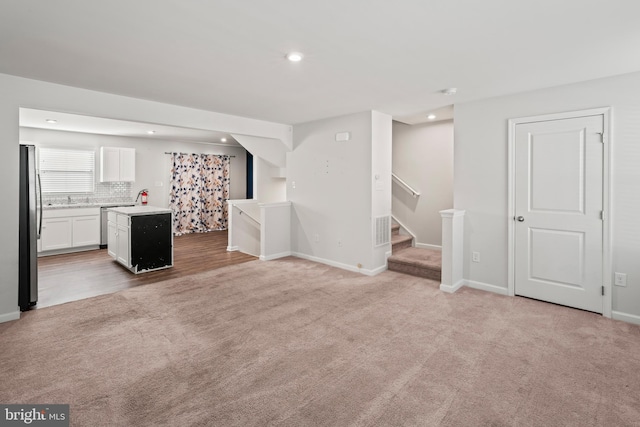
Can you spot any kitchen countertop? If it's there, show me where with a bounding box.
[108,205,172,216]
[43,201,136,210]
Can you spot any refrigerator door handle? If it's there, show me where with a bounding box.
[37,172,43,239]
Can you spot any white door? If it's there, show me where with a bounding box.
[514,114,604,313]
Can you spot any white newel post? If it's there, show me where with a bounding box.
[439,209,465,293]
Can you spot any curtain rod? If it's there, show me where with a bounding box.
[164,152,236,158]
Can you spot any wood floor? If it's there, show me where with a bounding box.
[36,230,257,309]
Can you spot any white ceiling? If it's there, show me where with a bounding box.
[19,108,240,146]
[2,1,640,125]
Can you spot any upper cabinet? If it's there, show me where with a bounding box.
[100,147,136,182]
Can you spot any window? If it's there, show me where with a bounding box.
[39,148,95,193]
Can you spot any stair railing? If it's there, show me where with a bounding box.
[234,204,260,225]
[392,173,420,198]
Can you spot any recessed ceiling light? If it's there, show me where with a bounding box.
[427,114,436,120]
[221,138,227,142]
[442,88,457,96]
[147,130,156,135]
[45,119,57,124]
[286,52,304,62]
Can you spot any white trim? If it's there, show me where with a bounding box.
[226,246,239,252]
[258,201,291,208]
[415,243,442,251]
[612,311,640,326]
[465,280,509,296]
[226,199,259,205]
[259,251,292,261]
[291,252,386,276]
[439,209,466,218]
[0,311,20,324]
[507,107,612,317]
[440,280,464,293]
[391,215,417,243]
[38,245,101,257]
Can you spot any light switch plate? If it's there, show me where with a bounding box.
[614,272,627,287]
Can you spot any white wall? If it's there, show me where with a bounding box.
[454,71,640,320]
[392,119,454,247]
[288,111,392,275]
[0,72,290,323]
[20,128,247,206]
[254,157,286,203]
[371,111,393,266]
[260,202,292,261]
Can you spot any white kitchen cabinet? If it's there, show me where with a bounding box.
[107,221,117,259]
[39,207,101,254]
[100,147,136,182]
[116,223,131,267]
[72,215,100,247]
[107,211,131,267]
[40,217,73,251]
[119,148,136,182]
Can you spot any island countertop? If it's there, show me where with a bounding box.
[107,205,172,216]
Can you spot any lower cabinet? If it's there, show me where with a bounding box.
[40,217,73,251]
[40,208,101,254]
[72,216,100,247]
[116,223,130,267]
[107,221,117,259]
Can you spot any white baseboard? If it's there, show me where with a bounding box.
[260,251,292,261]
[415,243,442,251]
[612,310,640,326]
[367,264,388,276]
[39,245,101,257]
[464,280,509,295]
[440,280,464,293]
[226,246,239,252]
[291,252,385,276]
[0,311,20,324]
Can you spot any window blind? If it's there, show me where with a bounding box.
[39,148,95,193]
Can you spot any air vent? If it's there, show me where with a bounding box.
[374,216,391,247]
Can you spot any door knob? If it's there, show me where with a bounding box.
[517,216,525,222]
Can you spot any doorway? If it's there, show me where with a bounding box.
[508,108,611,316]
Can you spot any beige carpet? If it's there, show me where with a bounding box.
[1,257,639,426]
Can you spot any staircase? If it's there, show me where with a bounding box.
[388,223,442,281]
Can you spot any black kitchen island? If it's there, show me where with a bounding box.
[107,206,173,274]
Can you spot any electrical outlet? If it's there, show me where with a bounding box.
[614,272,627,287]
[472,252,480,263]
[292,181,296,189]
[314,234,319,242]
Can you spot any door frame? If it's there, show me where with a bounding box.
[507,107,612,317]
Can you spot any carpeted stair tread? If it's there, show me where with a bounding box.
[388,247,441,280]
[391,234,412,251]
[391,223,400,234]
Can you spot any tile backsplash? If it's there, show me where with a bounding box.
[43,181,134,205]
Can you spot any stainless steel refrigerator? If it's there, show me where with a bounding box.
[19,144,41,311]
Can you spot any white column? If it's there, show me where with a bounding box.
[439,209,465,293]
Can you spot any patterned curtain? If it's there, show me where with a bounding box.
[169,153,230,235]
